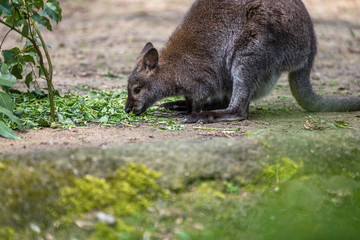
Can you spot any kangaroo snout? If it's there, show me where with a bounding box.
[125,100,145,116]
[125,99,134,114]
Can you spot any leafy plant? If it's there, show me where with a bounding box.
[0,90,186,131]
[0,0,62,138]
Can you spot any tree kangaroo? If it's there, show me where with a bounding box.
[125,0,360,123]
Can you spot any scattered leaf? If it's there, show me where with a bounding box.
[245,129,267,136]
[331,121,353,129]
[0,121,19,139]
[304,120,326,131]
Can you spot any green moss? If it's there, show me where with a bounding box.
[0,162,6,170]
[60,163,165,217]
[0,161,165,239]
[0,227,15,240]
[57,163,165,239]
[262,157,303,184]
[90,221,136,240]
[0,160,73,229]
[243,157,303,192]
[194,182,226,199]
[60,175,116,215]
[90,220,145,240]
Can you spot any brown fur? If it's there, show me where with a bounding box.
[125,0,360,123]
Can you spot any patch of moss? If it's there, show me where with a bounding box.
[243,157,303,192]
[60,175,116,215]
[0,160,73,229]
[0,162,6,170]
[0,227,15,240]
[59,163,165,239]
[90,221,138,240]
[0,161,165,239]
[262,157,303,184]
[61,163,165,217]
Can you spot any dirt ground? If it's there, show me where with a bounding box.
[1,0,360,154]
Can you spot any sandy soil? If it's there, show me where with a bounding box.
[0,0,359,154]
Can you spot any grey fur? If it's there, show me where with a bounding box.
[125,0,360,123]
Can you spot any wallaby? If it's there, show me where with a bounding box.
[125,0,360,123]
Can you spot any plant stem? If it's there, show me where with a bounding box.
[32,24,55,122]
[1,2,57,123]
[0,19,24,37]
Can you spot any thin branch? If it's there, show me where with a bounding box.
[34,25,53,86]
[25,2,34,38]
[25,2,55,121]
[0,19,24,38]
[0,28,13,50]
[32,23,55,122]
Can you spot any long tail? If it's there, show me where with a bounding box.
[289,68,360,112]
[289,40,360,112]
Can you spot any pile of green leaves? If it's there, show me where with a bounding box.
[0,0,62,138]
[1,90,184,131]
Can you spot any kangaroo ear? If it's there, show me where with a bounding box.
[141,42,154,54]
[143,47,159,72]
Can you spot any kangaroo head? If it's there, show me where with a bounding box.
[125,42,160,115]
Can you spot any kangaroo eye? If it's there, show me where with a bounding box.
[133,87,141,94]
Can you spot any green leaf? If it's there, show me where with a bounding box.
[38,119,50,127]
[100,115,109,124]
[24,41,37,51]
[23,55,36,65]
[10,64,23,79]
[2,49,19,65]
[44,0,62,23]
[34,86,45,96]
[1,63,9,74]
[0,0,13,15]
[0,106,22,127]
[32,14,52,31]
[0,91,12,111]
[87,91,101,99]
[34,0,44,9]
[25,72,33,88]
[0,120,19,139]
[21,21,29,38]
[0,74,16,87]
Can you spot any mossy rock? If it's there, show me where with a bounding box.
[1,130,360,239]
